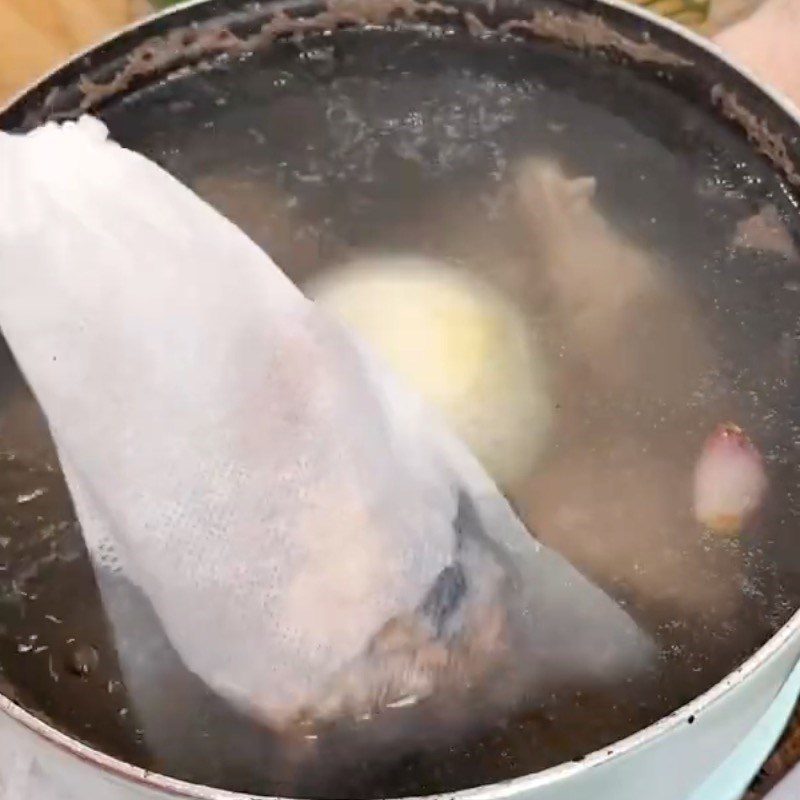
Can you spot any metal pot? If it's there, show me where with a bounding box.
[1,1,799,798]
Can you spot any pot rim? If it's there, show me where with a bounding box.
[1,1,799,797]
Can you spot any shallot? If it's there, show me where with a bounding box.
[693,423,767,535]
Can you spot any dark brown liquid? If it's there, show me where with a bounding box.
[0,28,799,799]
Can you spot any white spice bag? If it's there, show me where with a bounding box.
[0,117,652,756]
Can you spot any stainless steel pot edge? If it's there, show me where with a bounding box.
[1,1,798,797]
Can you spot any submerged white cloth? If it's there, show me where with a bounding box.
[0,117,652,741]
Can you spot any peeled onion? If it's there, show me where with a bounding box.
[693,423,767,535]
[310,256,552,488]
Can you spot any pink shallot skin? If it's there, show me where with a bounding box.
[693,423,768,536]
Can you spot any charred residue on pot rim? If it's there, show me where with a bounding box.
[3,0,798,193]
